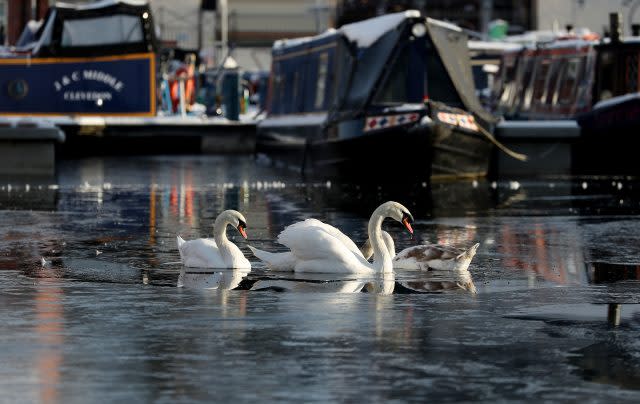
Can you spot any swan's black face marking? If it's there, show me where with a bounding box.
[401,211,414,234]
[237,219,248,239]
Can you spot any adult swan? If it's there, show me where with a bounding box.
[249,201,413,274]
[177,210,251,269]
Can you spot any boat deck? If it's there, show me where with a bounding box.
[1,115,258,157]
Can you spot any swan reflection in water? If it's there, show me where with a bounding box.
[395,268,477,294]
[175,266,477,295]
[250,272,396,295]
[177,267,251,290]
[250,269,477,295]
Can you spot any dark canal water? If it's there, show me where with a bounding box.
[1,155,640,402]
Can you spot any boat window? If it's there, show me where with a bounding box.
[292,70,300,112]
[314,52,329,110]
[556,57,582,105]
[496,55,518,111]
[271,72,283,114]
[531,59,551,104]
[61,15,143,47]
[373,46,409,105]
[542,59,562,106]
[515,56,534,113]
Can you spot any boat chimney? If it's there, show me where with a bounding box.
[610,12,622,43]
[632,23,640,36]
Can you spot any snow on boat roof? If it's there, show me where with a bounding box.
[273,29,338,49]
[340,10,420,48]
[468,40,522,52]
[599,36,640,44]
[537,39,596,49]
[55,0,148,10]
[593,92,640,110]
[274,10,422,50]
[425,17,461,33]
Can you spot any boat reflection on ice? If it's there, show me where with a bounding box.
[177,268,251,290]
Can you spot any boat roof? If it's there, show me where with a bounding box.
[274,10,421,51]
[55,0,149,10]
[593,92,640,110]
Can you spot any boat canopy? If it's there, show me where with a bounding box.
[426,18,497,125]
[15,0,155,57]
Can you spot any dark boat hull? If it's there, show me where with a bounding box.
[574,95,640,175]
[256,123,491,182]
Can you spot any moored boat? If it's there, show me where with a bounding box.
[489,13,640,176]
[256,11,498,182]
[0,0,257,156]
[0,0,157,117]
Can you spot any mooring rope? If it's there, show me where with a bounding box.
[476,123,528,162]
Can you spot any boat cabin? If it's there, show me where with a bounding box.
[492,39,596,120]
[265,11,491,131]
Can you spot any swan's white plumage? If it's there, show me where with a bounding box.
[249,218,367,271]
[177,236,229,268]
[278,224,372,273]
[247,245,296,271]
[279,219,364,257]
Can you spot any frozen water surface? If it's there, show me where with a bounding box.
[1,156,640,402]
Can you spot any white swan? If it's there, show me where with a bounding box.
[176,210,251,269]
[361,235,479,272]
[249,201,414,274]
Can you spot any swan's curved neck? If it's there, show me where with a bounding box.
[213,216,232,250]
[368,210,392,272]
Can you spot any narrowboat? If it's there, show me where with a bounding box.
[0,0,157,117]
[256,11,498,182]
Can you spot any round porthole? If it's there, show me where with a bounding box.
[8,79,29,100]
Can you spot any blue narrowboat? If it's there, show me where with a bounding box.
[256,11,497,181]
[0,0,157,117]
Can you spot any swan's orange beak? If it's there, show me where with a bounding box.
[237,224,248,239]
[402,217,413,235]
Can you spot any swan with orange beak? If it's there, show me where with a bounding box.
[177,210,251,269]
